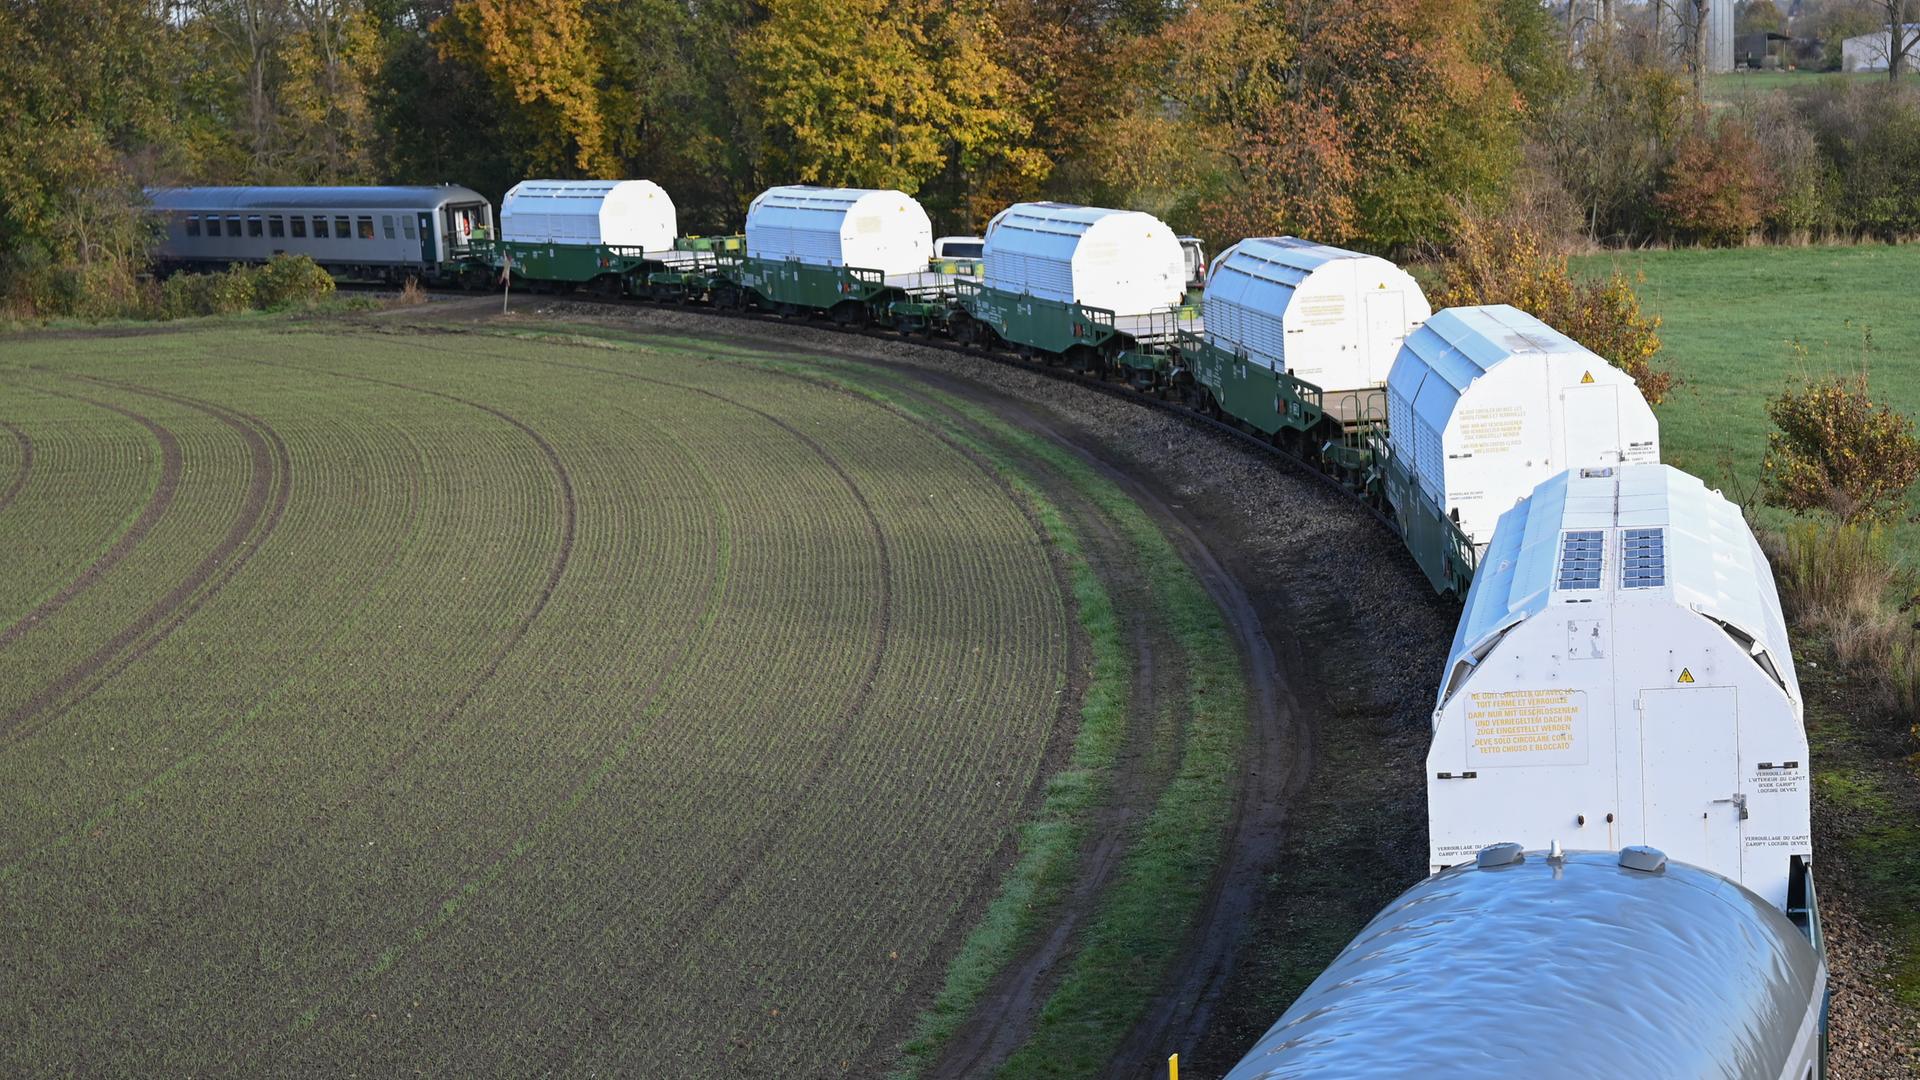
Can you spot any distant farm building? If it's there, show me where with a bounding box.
[1842,25,1920,71]
[1736,31,1791,69]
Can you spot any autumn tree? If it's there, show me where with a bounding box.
[0,0,181,314]
[1656,118,1778,243]
[1141,0,1536,252]
[437,0,616,175]
[740,0,1043,210]
[1434,213,1673,404]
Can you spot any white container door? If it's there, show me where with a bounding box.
[1639,686,1742,880]
[1560,382,1623,466]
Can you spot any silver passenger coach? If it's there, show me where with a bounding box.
[147,185,493,282]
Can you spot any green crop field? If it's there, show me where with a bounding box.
[0,319,1093,1074]
[1571,242,1920,561]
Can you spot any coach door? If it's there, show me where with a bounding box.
[418,213,435,264]
[1639,686,1743,882]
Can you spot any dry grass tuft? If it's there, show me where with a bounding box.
[1769,519,1920,717]
[396,276,429,306]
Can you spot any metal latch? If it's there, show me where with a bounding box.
[1712,793,1750,820]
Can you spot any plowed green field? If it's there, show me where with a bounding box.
[0,320,1076,1074]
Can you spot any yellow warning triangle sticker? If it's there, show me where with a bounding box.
[1677,668,1696,684]
[1580,371,1596,384]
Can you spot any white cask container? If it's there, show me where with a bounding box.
[1202,237,1431,394]
[1428,463,1809,912]
[744,186,933,275]
[983,202,1185,314]
[1386,304,1659,550]
[500,179,677,249]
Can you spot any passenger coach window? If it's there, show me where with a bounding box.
[290,216,306,238]
[356,216,374,240]
[248,216,263,237]
[335,215,350,238]
[185,215,201,237]
[403,217,417,240]
[228,216,243,236]
[205,217,220,237]
[382,215,395,240]
[313,216,329,238]
[268,215,284,238]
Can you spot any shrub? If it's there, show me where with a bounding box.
[1761,367,1920,524]
[158,264,257,318]
[1432,213,1673,404]
[253,253,335,309]
[1656,120,1778,246]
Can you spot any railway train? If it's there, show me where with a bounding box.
[146,180,1825,1073]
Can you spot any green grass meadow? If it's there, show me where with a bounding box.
[1570,242,1920,563]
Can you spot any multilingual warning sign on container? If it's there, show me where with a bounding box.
[1465,688,1589,767]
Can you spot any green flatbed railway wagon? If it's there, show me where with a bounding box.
[461,238,654,291]
[951,279,1198,369]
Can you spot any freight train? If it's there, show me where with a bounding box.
[146,180,1825,1074]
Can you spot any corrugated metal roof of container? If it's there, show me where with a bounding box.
[1445,463,1797,703]
[145,186,487,211]
[1400,304,1593,392]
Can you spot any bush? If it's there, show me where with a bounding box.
[1432,213,1673,404]
[1656,120,1778,246]
[1731,94,1837,238]
[253,253,335,309]
[158,256,334,319]
[1761,366,1920,524]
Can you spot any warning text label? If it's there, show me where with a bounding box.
[1465,688,1588,767]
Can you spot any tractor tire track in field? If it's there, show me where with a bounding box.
[0,417,33,514]
[1,379,290,744]
[0,417,429,877]
[0,389,182,650]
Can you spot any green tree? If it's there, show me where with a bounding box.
[0,0,183,314]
